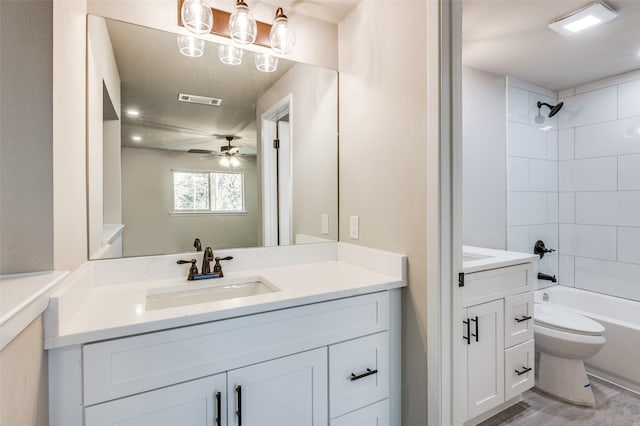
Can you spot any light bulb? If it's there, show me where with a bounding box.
[218,44,243,65]
[269,8,295,54]
[219,157,231,168]
[177,35,205,57]
[230,157,241,168]
[181,0,213,35]
[255,52,278,72]
[229,0,257,45]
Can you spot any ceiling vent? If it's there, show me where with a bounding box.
[178,93,223,107]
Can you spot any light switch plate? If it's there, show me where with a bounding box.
[321,214,329,235]
[349,216,359,239]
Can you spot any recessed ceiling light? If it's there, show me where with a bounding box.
[132,135,142,142]
[548,1,617,36]
[126,109,140,117]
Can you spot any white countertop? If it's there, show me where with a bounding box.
[1,271,68,350]
[462,245,538,273]
[45,243,407,349]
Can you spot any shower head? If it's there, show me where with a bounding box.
[537,101,564,118]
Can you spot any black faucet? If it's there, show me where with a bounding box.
[213,256,234,277]
[534,240,555,259]
[538,272,557,283]
[201,247,214,274]
[176,259,199,280]
[193,238,202,252]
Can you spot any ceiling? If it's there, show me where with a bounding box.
[463,0,640,91]
[250,0,360,24]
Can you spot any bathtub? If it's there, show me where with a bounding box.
[535,286,640,394]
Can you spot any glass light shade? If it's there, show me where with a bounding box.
[218,44,243,65]
[230,157,241,168]
[255,52,278,72]
[229,1,257,45]
[177,36,205,57]
[181,0,213,35]
[219,156,231,168]
[269,8,295,54]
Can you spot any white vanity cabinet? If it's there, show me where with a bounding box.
[461,262,535,425]
[49,290,401,426]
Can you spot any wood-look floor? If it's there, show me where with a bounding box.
[480,377,640,426]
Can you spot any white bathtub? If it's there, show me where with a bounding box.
[535,286,640,394]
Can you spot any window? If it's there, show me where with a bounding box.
[173,171,245,213]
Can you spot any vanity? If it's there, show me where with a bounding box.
[45,243,406,426]
[460,246,538,425]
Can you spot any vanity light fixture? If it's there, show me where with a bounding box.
[548,1,617,36]
[177,35,205,57]
[180,0,213,35]
[270,7,295,54]
[255,52,278,72]
[218,44,243,65]
[229,0,257,45]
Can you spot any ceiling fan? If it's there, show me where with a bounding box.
[189,136,245,168]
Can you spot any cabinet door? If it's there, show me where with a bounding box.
[331,399,389,426]
[227,348,328,426]
[465,299,504,420]
[505,292,534,347]
[85,373,226,426]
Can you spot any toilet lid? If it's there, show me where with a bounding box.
[534,303,605,336]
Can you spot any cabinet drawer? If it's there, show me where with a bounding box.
[463,263,533,306]
[504,339,535,400]
[329,332,389,418]
[505,293,534,347]
[83,292,389,405]
[330,399,389,426]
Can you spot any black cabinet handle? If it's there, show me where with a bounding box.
[515,315,532,323]
[350,368,378,381]
[470,316,478,342]
[235,385,242,426]
[214,391,221,426]
[463,319,470,344]
[515,366,532,376]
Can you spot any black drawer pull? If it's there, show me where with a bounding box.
[463,319,470,344]
[235,385,242,426]
[515,315,532,323]
[470,316,478,342]
[515,366,532,376]
[350,368,378,381]
[214,391,221,426]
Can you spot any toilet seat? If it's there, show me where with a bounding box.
[534,303,604,336]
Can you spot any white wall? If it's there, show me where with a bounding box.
[462,67,507,249]
[557,69,640,301]
[339,2,428,424]
[257,63,338,243]
[0,0,53,274]
[121,148,259,256]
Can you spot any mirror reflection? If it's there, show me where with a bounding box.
[87,16,338,259]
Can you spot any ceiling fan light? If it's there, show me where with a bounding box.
[219,156,231,168]
[269,7,295,54]
[230,157,241,168]
[181,0,213,35]
[255,52,278,72]
[229,0,257,45]
[177,35,205,57]
[218,44,244,65]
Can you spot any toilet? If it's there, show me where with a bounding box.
[534,302,606,406]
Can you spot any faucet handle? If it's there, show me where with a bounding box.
[213,256,233,277]
[177,259,198,280]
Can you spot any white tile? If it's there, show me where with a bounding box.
[618,79,640,119]
[574,121,619,159]
[558,129,574,160]
[559,86,617,129]
[575,257,640,301]
[618,227,640,264]
[529,159,557,192]
[508,158,529,191]
[618,154,640,190]
[509,122,548,159]
[509,77,556,98]
[509,192,548,226]
[618,191,640,227]
[558,88,575,99]
[538,253,559,279]
[530,224,558,250]
[618,117,640,155]
[559,224,617,260]
[547,193,558,223]
[559,255,575,286]
[573,69,640,95]
[558,157,617,192]
[559,192,575,224]
[575,192,618,225]
[547,130,558,160]
[508,86,529,124]
[508,226,530,253]
[530,93,558,129]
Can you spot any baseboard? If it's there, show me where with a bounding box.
[587,368,640,395]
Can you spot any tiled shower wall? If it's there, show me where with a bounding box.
[506,78,559,289]
[557,70,640,301]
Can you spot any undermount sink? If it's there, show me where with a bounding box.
[462,252,493,263]
[145,276,279,311]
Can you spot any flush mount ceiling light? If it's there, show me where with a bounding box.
[180,0,213,35]
[229,0,257,45]
[548,1,617,36]
[270,7,295,54]
[177,35,205,57]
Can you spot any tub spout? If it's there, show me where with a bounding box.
[538,272,557,283]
